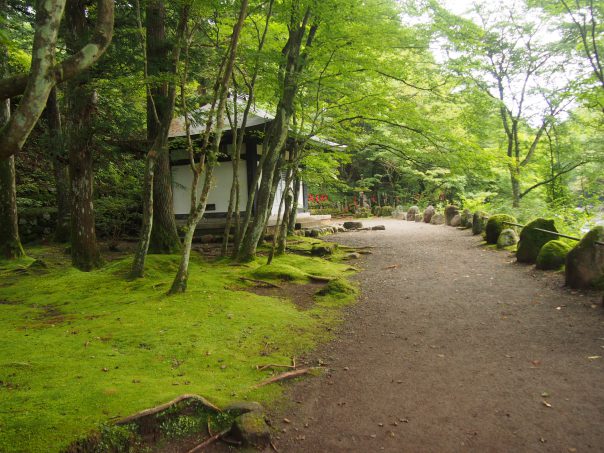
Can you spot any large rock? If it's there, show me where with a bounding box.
[343,221,363,230]
[497,228,519,249]
[430,213,445,225]
[485,214,517,244]
[414,213,422,222]
[516,218,558,264]
[231,412,271,449]
[450,214,461,227]
[423,205,435,223]
[406,206,419,221]
[472,211,488,235]
[460,209,472,228]
[536,240,572,271]
[445,205,460,226]
[565,226,604,289]
[311,244,336,256]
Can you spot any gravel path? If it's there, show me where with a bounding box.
[273,218,604,453]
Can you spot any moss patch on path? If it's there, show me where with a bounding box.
[0,244,356,453]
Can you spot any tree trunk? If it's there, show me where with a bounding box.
[510,164,521,208]
[0,152,25,259]
[0,4,25,260]
[236,12,316,262]
[46,87,70,242]
[170,0,248,293]
[130,150,155,278]
[287,172,300,235]
[147,0,180,254]
[65,0,102,271]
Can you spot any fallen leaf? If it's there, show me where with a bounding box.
[283,418,291,424]
[542,400,552,408]
[437,354,445,358]
[587,356,601,360]
[383,264,399,270]
[541,392,550,398]
[540,437,546,443]
[531,360,541,367]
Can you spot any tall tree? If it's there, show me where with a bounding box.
[0,0,24,259]
[169,0,249,294]
[147,0,182,254]
[237,2,317,262]
[130,0,189,278]
[64,0,103,270]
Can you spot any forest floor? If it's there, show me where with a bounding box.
[268,218,604,453]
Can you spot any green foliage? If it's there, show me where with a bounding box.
[485,214,517,244]
[354,207,372,218]
[536,240,572,271]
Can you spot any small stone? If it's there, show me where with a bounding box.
[371,225,386,230]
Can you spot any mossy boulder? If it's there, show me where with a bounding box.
[497,228,519,249]
[459,209,471,228]
[430,212,445,225]
[231,412,271,449]
[406,206,419,221]
[445,205,460,226]
[516,218,558,264]
[472,211,488,235]
[311,243,336,257]
[485,214,517,244]
[536,240,572,271]
[251,263,307,282]
[450,214,462,227]
[565,226,604,289]
[414,213,422,222]
[423,205,435,223]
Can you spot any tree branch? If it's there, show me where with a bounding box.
[519,161,586,199]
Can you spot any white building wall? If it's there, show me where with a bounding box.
[172,159,248,215]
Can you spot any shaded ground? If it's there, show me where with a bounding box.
[270,218,604,452]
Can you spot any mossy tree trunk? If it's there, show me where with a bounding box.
[65,0,102,271]
[46,87,70,242]
[222,0,274,258]
[130,1,189,278]
[169,0,248,294]
[147,0,181,255]
[0,3,25,260]
[236,8,316,262]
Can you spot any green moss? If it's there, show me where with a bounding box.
[0,245,356,452]
[316,278,357,298]
[485,214,517,244]
[536,240,572,270]
[516,218,558,264]
[250,263,308,281]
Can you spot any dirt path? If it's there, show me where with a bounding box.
[272,218,604,453]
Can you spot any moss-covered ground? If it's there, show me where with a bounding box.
[0,237,357,452]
